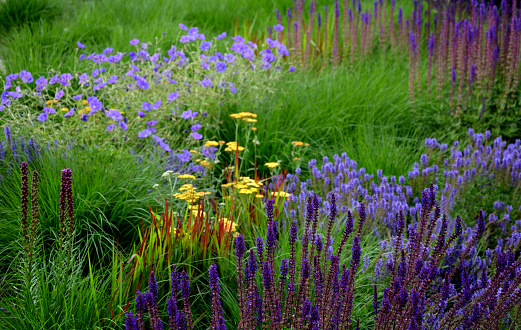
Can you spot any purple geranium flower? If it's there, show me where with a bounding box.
[73,94,82,100]
[64,108,75,117]
[200,41,212,51]
[181,109,198,119]
[167,92,179,101]
[179,23,188,31]
[130,39,139,46]
[19,70,34,83]
[142,102,152,111]
[106,110,123,121]
[190,132,203,140]
[217,32,227,40]
[137,111,146,118]
[108,75,118,84]
[152,99,161,109]
[216,61,227,73]
[107,124,115,131]
[93,82,106,91]
[77,41,85,49]
[37,112,48,122]
[190,123,201,131]
[178,149,192,162]
[138,128,152,138]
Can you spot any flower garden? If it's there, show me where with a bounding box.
[1,0,521,329]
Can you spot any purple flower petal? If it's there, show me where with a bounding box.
[37,112,48,121]
[190,132,203,140]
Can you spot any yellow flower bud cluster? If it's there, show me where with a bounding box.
[265,162,280,168]
[178,174,196,180]
[224,141,245,152]
[220,217,239,237]
[229,112,257,119]
[204,141,220,147]
[222,176,263,196]
[173,184,211,203]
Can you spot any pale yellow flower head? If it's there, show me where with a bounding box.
[204,141,220,147]
[178,174,196,180]
[265,162,280,168]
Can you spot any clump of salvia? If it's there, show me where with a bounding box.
[125,267,196,330]
[121,184,521,329]
[231,195,363,329]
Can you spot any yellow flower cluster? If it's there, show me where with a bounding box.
[196,159,211,169]
[291,141,310,147]
[224,141,245,152]
[204,141,220,147]
[178,174,196,180]
[221,217,238,233]
[265,162,280,168]
[273,191,292,198]
[79,107,91,115]
[229,112,257,120]
[188,205,207,218]
[173,184,211,203]
[222,176,263,196]
[45,100,58,106]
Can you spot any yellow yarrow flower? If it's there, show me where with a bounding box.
[61,108,69,112]
[189,150,198,154]
[178,174,196,180]
[204,141,220,147]
[82,100,89,105]
[265,162,280,168]
[230,111,256,119]
[274,191,291,198]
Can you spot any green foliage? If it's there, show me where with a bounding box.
[219,54,438,177]
[0,140,161,257]
[0,0,70,36]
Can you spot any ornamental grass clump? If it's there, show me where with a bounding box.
[0,24,292,154]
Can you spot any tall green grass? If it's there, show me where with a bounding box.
[0,141,163,264]
[219,53,446,177]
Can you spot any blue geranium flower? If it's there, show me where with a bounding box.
[167,92,179,101]
[181,109,198,119]
[37,112,48,122]
[106,110,123,121]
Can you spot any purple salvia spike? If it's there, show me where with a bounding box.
[125,311,138,330]
[180,271,193,329]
